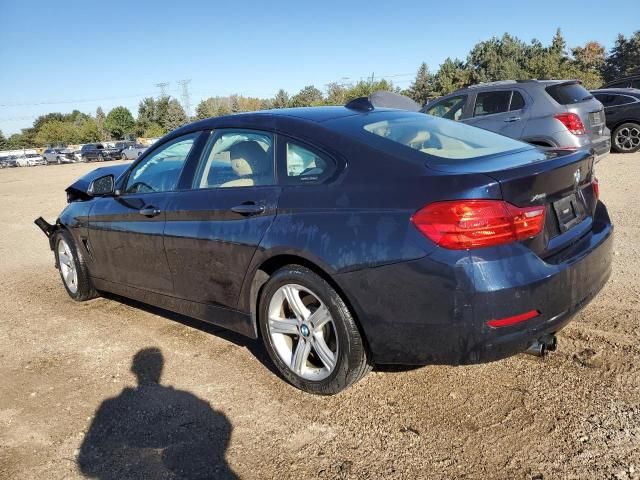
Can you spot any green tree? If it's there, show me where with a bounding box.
[105,106,135,140]
[408,63,434,105]
[290,85,324,107]
[78,118,100,143]
[432,58,471,95]
[135,98,156,136]
[95,107,108,140]
[0,130,6,150]
[271,89,289,108]
[325,82,347,105]
[603,31,640,82]
[155,96,171,131]
[6,133,29,149]
[164,99,188,132]
[466,34,529,83]
[34,120,78,146]
[343,79,395,102]
[143,123,165,138]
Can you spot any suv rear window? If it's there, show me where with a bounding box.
[363,114,528,160]
[545,82,593,105]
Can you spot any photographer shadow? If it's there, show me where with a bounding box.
[78,347,237,479]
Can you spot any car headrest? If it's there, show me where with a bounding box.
[229,141,269,177]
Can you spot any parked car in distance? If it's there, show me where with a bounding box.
[0,155,18,168]
[601,74,640,89]
[36,103,613,394]
[16,153,46,167]
[120,143,148,160]
[43,148,76,164]
[80,143,121,162]
[423,80,611,161]
[591,88,640,153]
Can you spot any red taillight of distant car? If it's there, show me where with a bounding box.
[592,177,600,200]
[411,200,546,250]
[554,113,586,135]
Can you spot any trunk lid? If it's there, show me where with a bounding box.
[484,149,597,258]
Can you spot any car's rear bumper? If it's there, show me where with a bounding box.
[335,202,613,365]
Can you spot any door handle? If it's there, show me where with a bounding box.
[139,206,161,217]
[504,116,521,123]
[231,203,265,215]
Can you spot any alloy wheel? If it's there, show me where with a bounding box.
[267,284,338,381]
[615,126,640,151]
[58,239,78,294]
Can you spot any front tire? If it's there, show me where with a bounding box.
[54,230,98,301]
[612,122,640,153]
[258,265,371,395]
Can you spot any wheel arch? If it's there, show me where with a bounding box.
[241,252,371,354]
[611,119,640,132]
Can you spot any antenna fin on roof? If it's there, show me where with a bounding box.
[345,97,374,112]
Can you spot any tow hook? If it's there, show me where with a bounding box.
[525,334,558,357]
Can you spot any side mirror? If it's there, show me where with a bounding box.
[87,174,115,197]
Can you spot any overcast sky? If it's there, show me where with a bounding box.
[1,0,637,135]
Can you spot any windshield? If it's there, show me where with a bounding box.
[363,114,529,160]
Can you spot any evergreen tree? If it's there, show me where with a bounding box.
[408,63,434,105]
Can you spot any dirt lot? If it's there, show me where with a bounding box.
[0,154,638,479]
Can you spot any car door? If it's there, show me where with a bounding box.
[87,132,202,294]
[463,89,528,139]
[163,129,280,309]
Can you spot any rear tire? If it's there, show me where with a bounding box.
[612,122,640,153]
[54,230,98,302]
[258,265,371,395]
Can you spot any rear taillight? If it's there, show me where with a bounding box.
[592,177,599,200]
[411,200,545,250]
[554,113,586,135]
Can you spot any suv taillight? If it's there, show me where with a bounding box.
[554,113,586,135]
[411,200,545,250]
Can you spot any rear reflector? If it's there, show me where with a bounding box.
[554,113,586,135]
[411,200,545,250]
[592,176,599,200]
[487,310,540,328]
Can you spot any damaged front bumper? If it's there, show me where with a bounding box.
[34,216,60,250]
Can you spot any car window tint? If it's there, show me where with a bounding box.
[425,95,467,121]
[124,133,197,194]
[545,83,592,105]
[193,130,274,189]
[285,142,332,182]
[473,91,511,116]
[510,91,525,110]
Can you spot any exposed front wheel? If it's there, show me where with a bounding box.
[258,265,371,395]
[612,122,640,153]
[54,230,98,301]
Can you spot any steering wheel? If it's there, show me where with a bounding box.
[127,181,155,193]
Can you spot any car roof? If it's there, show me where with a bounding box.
[591,88,640,96]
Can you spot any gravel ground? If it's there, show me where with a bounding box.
[0,154,638,479]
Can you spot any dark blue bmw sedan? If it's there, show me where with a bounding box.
[36,100,613,394]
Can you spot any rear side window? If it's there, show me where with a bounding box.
[473,91,511,116]
[596,94,637,107]
[193,130,274,189]
[425,95,467,121]
[545,83,592,105]
[363,114,528,160]
[510,91,525,110]
[283,141,334,184]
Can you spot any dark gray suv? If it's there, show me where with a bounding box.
[424,80,611,161]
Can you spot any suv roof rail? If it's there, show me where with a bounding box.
[466,79,540,89]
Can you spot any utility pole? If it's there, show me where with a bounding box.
[178,79,192,118]
[154,82,170,98]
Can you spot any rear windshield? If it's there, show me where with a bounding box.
[363,115,529,160]
[545,82,593,105]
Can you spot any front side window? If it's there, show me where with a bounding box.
[124,133,197,194]
[473,91,511,116]
[193,130,274,189]
[425,95,467,121]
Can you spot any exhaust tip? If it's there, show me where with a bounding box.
[525,340,547,357]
